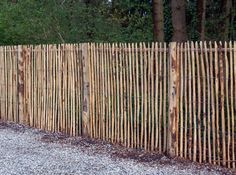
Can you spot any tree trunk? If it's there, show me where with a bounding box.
[170,0,188,42]
[152,0,164,42]
[197,0,206,41]
[221,0,232,40]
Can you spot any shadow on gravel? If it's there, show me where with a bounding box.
[0,121,235,175]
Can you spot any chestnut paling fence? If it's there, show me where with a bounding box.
[0,42,235,169]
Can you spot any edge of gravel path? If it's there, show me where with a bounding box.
[0,121,235,175]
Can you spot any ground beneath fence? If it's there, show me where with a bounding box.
[0,122,234,175]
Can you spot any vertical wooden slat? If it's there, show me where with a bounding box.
[147,43,151,150]
[209,42,216,164]
[219,42,226,166]
[140,43,144,148]
[163,43,167,152]
[143,43,148,150]
[200,42,206,162]
[120,43,124,144]
[82,43,90,136]
[229,41,233,168]
[116,43,120,143]
[135,43,140,148]
[168,42,179,156]
[132,43,137,148]
[179,43,184,157]
[184,43,188,159]
[159,43,163,153]
[155,42,159,151]
[214,42,220,165]
[232,41,236,168]
[204,42,211,164]
[191,42,197,162]
[151,43,155,151]
[224,42,231,168]
[196,42,202,163]
[187,42,192,160]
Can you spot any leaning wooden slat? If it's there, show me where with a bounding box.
[224,42,231,168]
[219,41,226,166]
[199,42,207,162]
[190,42,197,162]
[232,41,236,168]
[195,42,202,163]
[179,43,184,157]
[209,42,216,165]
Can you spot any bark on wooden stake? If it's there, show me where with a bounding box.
[82,43,90,136]
[168,42,179,156]
[18,46,27,124]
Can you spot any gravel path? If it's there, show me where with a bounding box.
[0,122,234,175]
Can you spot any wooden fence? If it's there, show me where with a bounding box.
[0,42,235,169]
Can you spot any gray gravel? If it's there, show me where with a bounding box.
[0,124,233,175]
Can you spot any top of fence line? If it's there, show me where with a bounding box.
[0,41,235,53]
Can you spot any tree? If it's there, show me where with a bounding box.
[197,0,206,40]
[221,0,232,40]
[170,0,188,42]
[152,0,164,42]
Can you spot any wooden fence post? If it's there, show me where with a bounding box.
[167,42,179,156]
[18,45,26,124]
[82,43,90,136]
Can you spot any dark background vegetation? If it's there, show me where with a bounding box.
[0,0,235,45]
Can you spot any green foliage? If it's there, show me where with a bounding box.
[0,0,235,45]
